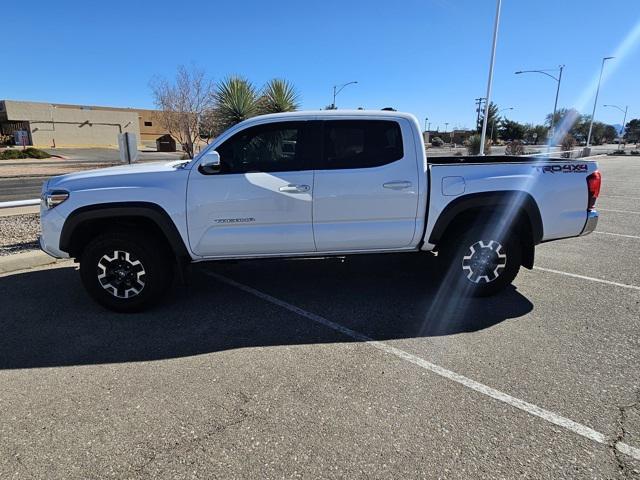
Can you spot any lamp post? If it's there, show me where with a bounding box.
[490,107,514,142]
[332,81,358,109]
[479,0,502,155]
[515,65,564,139]
[603,104,628,149]
[586,56,614,150]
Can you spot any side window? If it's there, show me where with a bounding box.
[321,120,403,169]
[216,122,306,174]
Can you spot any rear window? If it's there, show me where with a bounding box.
[320,120,403,170]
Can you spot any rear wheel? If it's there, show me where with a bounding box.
[80,231,173,312]
[439,223,521,297]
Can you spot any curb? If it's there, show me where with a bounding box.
[0,250,72,275]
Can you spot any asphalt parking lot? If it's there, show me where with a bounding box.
[1,156,639,479]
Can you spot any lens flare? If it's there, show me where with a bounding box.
[422,17,640,334]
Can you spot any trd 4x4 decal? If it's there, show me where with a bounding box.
[532,164,588,173]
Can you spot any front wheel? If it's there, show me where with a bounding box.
[80,231,173,312]
[439,224,521,297]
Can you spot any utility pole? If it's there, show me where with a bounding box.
[479,0,502,156]
[475,97,486,130]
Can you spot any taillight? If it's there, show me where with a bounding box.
[586,170,601,211]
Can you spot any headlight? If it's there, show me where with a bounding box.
[43,190,69,209]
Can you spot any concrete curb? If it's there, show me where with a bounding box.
[0,250,72,275]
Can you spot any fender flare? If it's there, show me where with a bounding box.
[428,191,543,246]
[59,202,190,258]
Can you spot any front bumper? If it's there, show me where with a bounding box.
[39,207,70,259]
[580,210,599,236]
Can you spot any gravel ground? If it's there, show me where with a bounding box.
[0,213,40,256]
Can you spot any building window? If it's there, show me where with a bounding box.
[144,121,153,127]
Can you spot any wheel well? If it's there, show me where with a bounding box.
[67,216,173,259]
[436,206,535,269]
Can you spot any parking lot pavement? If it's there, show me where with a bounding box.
[1,155,639,479]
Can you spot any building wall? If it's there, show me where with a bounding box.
[3,100,141,148]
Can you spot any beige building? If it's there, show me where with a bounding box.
[0,100,172,149]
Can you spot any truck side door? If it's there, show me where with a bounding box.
[187,121,316,257]
[312,118,420,251]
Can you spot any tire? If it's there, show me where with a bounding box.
[439,222,521,297]
[79,231,173,312]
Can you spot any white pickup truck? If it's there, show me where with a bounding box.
[40,110,601,312]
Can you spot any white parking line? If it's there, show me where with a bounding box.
[599,208,640,215]
[205,271,640,462]
[594,231,640,240]
[600,195,640,200]
[533,266,640,291]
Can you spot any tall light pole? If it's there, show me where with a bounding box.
[491,106,514,141]
[332,81,358,109]
[479,0,502,156]
[515,65,564,139]
[603,104,628,149]
[424,117,429,132]
[586,56,614,150]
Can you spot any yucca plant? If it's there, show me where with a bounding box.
[465,134,492,156]
[213,76,259,132]
[258,79,300,114]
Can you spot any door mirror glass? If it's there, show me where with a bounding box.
[199,150,221,174]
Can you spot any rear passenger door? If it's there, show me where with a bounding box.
[312,118,420,251]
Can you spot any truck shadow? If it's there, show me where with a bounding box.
[0,254,533,370]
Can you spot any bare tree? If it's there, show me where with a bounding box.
[150,65,214,158]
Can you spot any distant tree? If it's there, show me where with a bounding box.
[525,124,548,144]
[499,119,526,141]
[624,119,640,143]
[257,79,300,114]
[603,125,618,143]
[546,108,581,137]
[477,102,499,133]
[150,64,215,158]
[212,76,259,134]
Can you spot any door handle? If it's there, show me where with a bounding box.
[279,184,310,193]
[383,181,412,190]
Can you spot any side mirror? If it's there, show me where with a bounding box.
[199,150,221,174]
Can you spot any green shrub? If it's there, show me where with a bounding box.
[23,147,51,159]
[465,134,491,156]
[505,140,525,156]
[0,148,51,160]
[561,134,576,158]
[431,136,444,147]
[612,149,626,155]
[630,150,640,155]
[0,149,26,159]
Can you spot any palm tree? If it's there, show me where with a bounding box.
[212,76,259,132]
[258,79,300,114]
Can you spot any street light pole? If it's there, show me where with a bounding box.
[479,0,502,156]
[586,56,614,149]
[514,65,564,139]
[332,81,358,109]
[603,104,628,149]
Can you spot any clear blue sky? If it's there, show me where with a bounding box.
[3,0,639,130]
